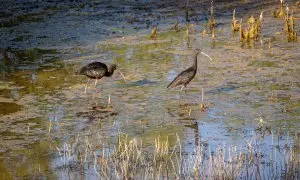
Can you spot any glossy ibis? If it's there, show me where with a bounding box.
[78,62,117,94]
[167,49,212,92]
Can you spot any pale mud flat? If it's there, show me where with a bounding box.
[0,0,299,179]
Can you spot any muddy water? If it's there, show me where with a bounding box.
[0,0,299,179]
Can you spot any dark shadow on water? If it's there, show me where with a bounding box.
[207,83,241,94]
[76,105,118,121]
[184,122,201,147]
[0,102,23,115]
[120,78,157,87]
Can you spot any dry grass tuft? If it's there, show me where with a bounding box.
[55,131,300,179]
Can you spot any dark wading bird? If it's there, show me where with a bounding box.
[167,49,212,92]
[77,62,124,94]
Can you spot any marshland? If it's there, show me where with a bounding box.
[0,0,299,179]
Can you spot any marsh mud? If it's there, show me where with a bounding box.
[0,0,299,179]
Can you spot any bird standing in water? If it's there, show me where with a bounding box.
[167,49,212,92]
[78,62,117,94]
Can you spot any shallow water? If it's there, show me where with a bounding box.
[0,0,299,179]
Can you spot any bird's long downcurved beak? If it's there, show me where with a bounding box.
[200,51,213,61]
[118,70,127,82]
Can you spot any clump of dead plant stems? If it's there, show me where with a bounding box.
[232,9,241,32]
[285,7,297,41]
[54,130,299,179]
[240,11,263,41]
[273,0,285,18]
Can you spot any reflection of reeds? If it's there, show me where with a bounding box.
[185,0,189,25]
[200,88,206,111]
[54,130,299,179]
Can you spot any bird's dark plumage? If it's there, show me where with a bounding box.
[167,66,196,90]
[167,49,201,90]
[79,62,117,79]
[78,62,117,94]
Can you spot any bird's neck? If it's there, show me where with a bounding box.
[105,67,115,77]
[193,53,198,69]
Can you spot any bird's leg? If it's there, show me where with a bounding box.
[94,93,98,106]
[84,79,91,94]
[118,70,127,82]
[95,79,99,93]
[184,85,187,94]
[180,86,185,91]
[179,85,185,96]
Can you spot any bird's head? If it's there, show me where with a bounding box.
[193,48,213,61]
[193,48,202,56]
[109,64,117,71]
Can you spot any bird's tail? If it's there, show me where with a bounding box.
[75,66,86,75]
[75,70,80,75]
[167,80,175,90]
[167,83,172,89]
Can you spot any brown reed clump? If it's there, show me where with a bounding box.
[256,11,263,35]
[240,12,263,41]
[240,19,249,40]
[285,7,297,41]
[150,25,157,40]
[273,0,285,18]
[232,9,241,31]
[209,1,216,39]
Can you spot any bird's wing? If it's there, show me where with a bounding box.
[167,68,195,89]
[80,62,108,78]
[86,62,108,71]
